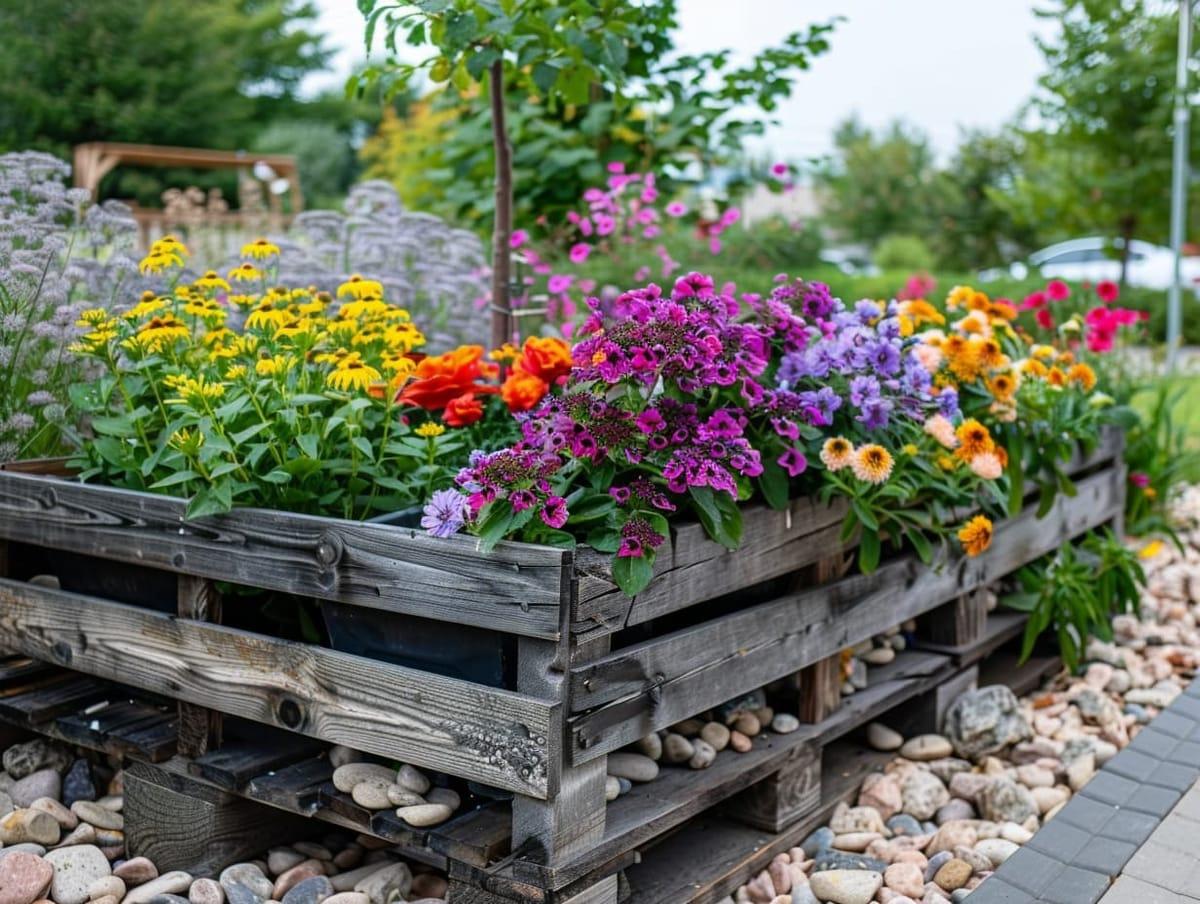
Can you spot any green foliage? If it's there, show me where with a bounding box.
[873,234,934,272]
[355,0,836,227]
[0,0,329,157]
[1125,378,1200,538]
[1005,530,1144,672]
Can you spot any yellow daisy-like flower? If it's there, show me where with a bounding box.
[1031,344,1057,361]
[228,262,263,283]
[152,234,189,256]
[1019,357,1049,379]
[986,371,1019,401]
[851,444,894,484]
[128,315,189,352]
[76,308,110,327]
[936,454,957,472]
[955,419,993,461]
[124,294,167,321]
[381,352,417,376]
[1047,366,1067,388]
[819,437,854,471]
[165,375,226,408]
[339,298,389,320]
[224,364,248,381]
[337,274,384,299]
[902,443,919,456]
[489,343,521,364]
[195,270,231,292]
[245,301,289,331]
[415,422,446,438]
[899,299,945,327]
[957,515,993,557]
[169,428,204,456]
[242,238,281,260]
[138,250,184,275]
[326,354,381,392]
[255,354,293,376]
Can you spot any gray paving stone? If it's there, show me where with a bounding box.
[1037,865,1113,904]
[967,876,1039,903]
[1028,818,1093,861]
[1124,784,1182,818]
[1167,695,1200,721]
[995,846,1065,898]
[1100,809,1165,846]
[1108,748,1164,783]
[1058,795,1122,832]
[1186,679,1200,699]
[1152,712,1194,739]
[1122,839,1199,891]
[1167,740,1200,767]
[1135,727,1181,758]
[1082,771,1141,807]
[1144,812,1200,854]
[1072,836,1140,878]
[1171,788,1200,822]
[1149,762,1199,792]
[1099,875,1192,904]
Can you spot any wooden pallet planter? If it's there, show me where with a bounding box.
[0,430,1122,902]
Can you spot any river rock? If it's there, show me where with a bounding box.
[1067,752,1096,792]
[0,851,53,904]
[10,772,60,811]
[331,765,395,794]
[61,761,97,809]
[410,874,448,899]
[935,799,974,824]
[898,736,953,762]
[353,863,412,904]
[1032,786,1070,814]
[273,863,323,900]
[121,873,194,904]
[926,821,976,857]
[70,801,121,830]
[943,686,1031,760]
[773,714,801,735]
[868,724,904,752]
[267,850,306,877]
[812,852,888,873]
[113,859,158,886]
[188,879,223,904]
[831,803,886,836]
[809,869,882,904]
[863,647,896,666]
[947,773,989,803]
[933,859,972,892]
[1073,688,1122,727]
[886,814,924,837]
[0,810,58,846]
[901,771,948,820]
[883,863,924,898]
[700,723,730,752]
[732,712,762,737]
[858,774,902,822]
[219,865,273,901]
[730,730,753,753]
[802,827,836,858]
[606,753,659,783]
[633,734,662,760]
[88,876,125,901]
[281,876,332,904]
[605,776,619,801]
[321,895,368,904]
[394,804,452,827]
[662,733,694,764]
[974,839,1018,867]
[394,765,430,796]
[978,779,1038,824]
[350,781,393,811]
[29,798,75,830]
[42,845,110,904]
[689,739,717,770]
[2,742,70,782]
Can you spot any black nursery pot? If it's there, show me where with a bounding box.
[319,506,517,690]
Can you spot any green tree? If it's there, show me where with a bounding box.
[0,0,329,156]
[1015,0,1200,281]
[356,0,835,343]
[814,117,940,251]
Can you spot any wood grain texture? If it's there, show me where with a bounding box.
[177,575,223,757]
[918,589,988,648]
[567,465,1124,762]
[125,760,311,878]
[797,655,843,725]
[0,471,568,639]
[571,497,848,637]
[733,743,821,832]
[0,578,560,798]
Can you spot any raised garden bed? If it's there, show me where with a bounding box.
[0,430,1124,902]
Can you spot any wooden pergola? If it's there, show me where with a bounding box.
[72,142,304,211]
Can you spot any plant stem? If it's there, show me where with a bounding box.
[489,58,514,349]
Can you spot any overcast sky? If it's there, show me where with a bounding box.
[308,0,1056,160]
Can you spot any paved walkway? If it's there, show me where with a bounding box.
[970,681,1200,903]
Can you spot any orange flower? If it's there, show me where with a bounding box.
[1067,362,1097,392]
[958,516,993,557]
[955,419,994,461]
[501,371,549,413]
[515,336,573,386]
[397,344,497,410]
[444,393,484,427]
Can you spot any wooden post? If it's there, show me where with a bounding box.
[918,588,988,648]
[734,742,821,832]
[176,575,223,757]
[510,636,617,903]
[124,761,311,877]
[795,551,850,724]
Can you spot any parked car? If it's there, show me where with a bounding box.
[987,237,1200,294]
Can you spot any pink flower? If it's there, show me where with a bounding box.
[923,414,958,449]
[594,214,615,236]
[1096,280,1119,303]
[778,447,808,477]
[634,266,650,281]
[569,243,592,264]
[1020,290,1047,310]
[969,452,1004,480]
[666,202,688,217]
[606,162,625,174]
[582,188,605,203]
[770,162,789,178]
[1036,308,1055,330]
[643,225,661,239]
[1046,279,1070,301]
[719,207,742,228]
[1130,472,1150,488]
[641,187,658,203]
[510,229,528,249]
[578,278,596,293]
[708,237,722,255]
[578,217,594,237]
[547,274,573,293]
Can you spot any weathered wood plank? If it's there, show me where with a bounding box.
[242,755,330,815]
[178,575,223,757]
[125,760,311,878]
[567,465,1123,762]
[733,743,821,832]
[571,497,848,637]
[190,738,322,790]
[918,588,988,648]
[797,654,843,725]
[0,578,560,798]
[0,471,568,639]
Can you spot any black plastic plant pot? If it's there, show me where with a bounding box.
[319,505,517,689]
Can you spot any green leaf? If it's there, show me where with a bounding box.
[296,433,320,459]
[586,527,621,553]
[757,459,790,510]
[907,528,933,565]
[185,482,233,519]
[858,528,881,573]
[149,470,200,489]
[90,415,138,438]
[475,499,516,554]
[611,553,654,597]
[689,486,742,550]
[532,62,559,94]
[850,498,879,532]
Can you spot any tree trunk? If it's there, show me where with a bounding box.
[1118,213,1137,287]
[489,60,514,349]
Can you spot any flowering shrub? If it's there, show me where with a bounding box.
[0,152,140,460]
[67,239,566,519]
[437,273,1015,593]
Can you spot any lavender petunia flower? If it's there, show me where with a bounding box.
[421,489,468,538]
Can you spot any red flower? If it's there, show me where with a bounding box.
[1046,280,1071,301]
[397,345,497,410]
[1096,280,1119,303]
[443,393,484,427]
[1019,291,1046,310]
[1036,308,1055,330]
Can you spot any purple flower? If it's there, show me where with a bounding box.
[422,490,468,538]
[778,447,808,477]
[856,398,893,431]
[542,496,569,528]
[937,387,960,419]
[864,339,901,376]
[799,387,842,424]
[849,375,881,407]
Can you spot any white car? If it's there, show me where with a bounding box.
[1001,237,1200,293]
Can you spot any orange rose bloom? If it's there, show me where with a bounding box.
[397,345,497,410]
[515,336,573,386]
[501,371,550,413]
[443,393,484,427]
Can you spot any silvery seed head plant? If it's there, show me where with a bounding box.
[0,151,139,461]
